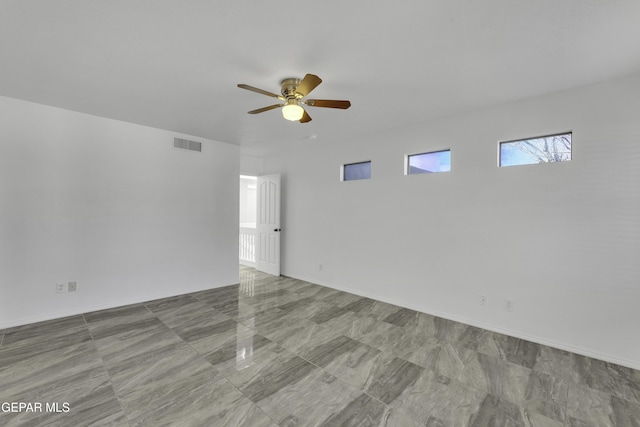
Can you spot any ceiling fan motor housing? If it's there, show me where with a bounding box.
[280,78,302,100]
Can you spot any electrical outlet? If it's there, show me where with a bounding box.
[68,281,77,292]
[505,298,514,312]
[479,294,487,306]
[56,283,66,293]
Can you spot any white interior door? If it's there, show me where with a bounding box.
[256,173,281,276]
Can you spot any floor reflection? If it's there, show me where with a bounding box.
[236,323,255,371]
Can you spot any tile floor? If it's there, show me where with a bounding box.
[1,266,639,426]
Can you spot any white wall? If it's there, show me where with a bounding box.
[0,96,240,328]
[240,155,264,176]
[264,72,640,369]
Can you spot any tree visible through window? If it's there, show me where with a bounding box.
[499,132,572,167]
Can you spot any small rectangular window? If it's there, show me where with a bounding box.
[499,132,572,167]
[342,161,371,181]
[406,150,451,174]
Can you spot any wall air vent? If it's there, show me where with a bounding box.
[173,138,202,152]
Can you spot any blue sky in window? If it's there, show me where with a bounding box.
[500,143,540,166]
[409,150,451,173]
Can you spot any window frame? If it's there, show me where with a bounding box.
[341,160,372,181]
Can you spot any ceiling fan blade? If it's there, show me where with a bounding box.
[247,104,283,114]
[305,99,351,109]
[295,74,322,97]
[299,109,312,123]
[238,84,282,99]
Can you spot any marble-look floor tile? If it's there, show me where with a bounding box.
[279,278,326,298]
[363,356,486,425]
[566,381,640,427]
[190,283,240,303]
[350,315,435,357]
[382,307,422,328]
[147,296,231,332]
[144,294,233,332]
[321,292,368,308]
[0,372,127,427]
[173,316,253,357]
[236,298,331,331]
[233,292,306,321]
[521,370,568,426]
[348,316,412,356]
[283,299,340,321]
[1,315,92,357]
[363,312,469,358]
[248,287,294,301]
[111,346,221,420]
[247,365,363,426]
[456,328,542,369]
[341,297,400,320]
[84,303,153,329]
[144,293,201,313]
[231,352,318,404]
[0,336,127,427]
[203,329,281,376]
[420,384,490,427]
[248,277,289,294]
[379,309,465,345]
[4,267,640,427]
[270,298,338,328]
[318,393,387,426]
[0,341,107,401]
[91,315,169,343]
[307,336,478,423]
[572,355,640,405]
[364,356,424,404]
[455,325,497,352]
[191,284,243,316]
[289,282,343,301]
[2,314,87,343]
[129,377,276,427]
[309,305,353,324]
[457,352,533,406]
[236,304,289,330]
[422,315,470,344]
[402,341,476,380]
[92,317,187,372]
[381,409,427,427]
[300,335,383,391]
[250,312,347,354]
[467,394,527,427]
[490,335,541,370]
[532,344,579,383]
[222,342,297,390]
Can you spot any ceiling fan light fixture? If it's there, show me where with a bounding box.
[282,102,304,121]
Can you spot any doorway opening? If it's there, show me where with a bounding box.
[239,175,257,268]
[239,173,281,276]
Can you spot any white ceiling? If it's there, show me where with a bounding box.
[2,1,640,157]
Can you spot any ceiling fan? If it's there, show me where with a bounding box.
[237,74,351,123]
